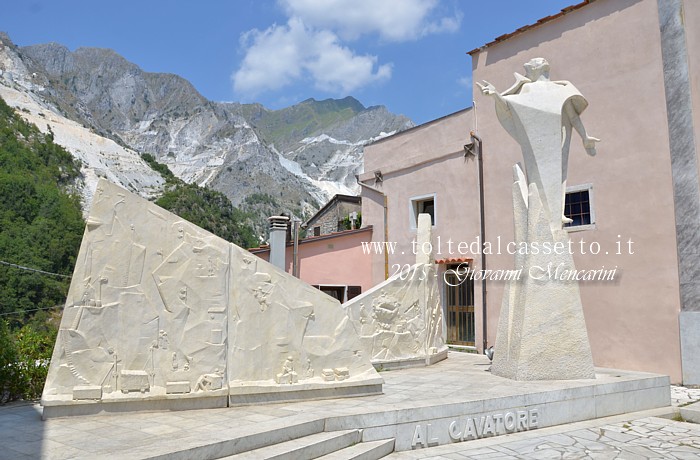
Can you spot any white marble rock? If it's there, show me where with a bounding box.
[479,59,597,380]
[491,169,595,380]
[41,179,382,413]
[72,385,102,400]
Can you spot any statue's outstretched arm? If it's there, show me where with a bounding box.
[476,81,502,101]
[564,100,600,156]
[477,80,509,113]
[477,80,517,138]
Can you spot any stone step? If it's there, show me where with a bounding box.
[316,438,395,460]
[148,418,325,460]
[224,429,362,459]
[679,401,700,424]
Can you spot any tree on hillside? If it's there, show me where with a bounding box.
[141,153,257,248]
[0,96,83,323]
[0,96,82,402]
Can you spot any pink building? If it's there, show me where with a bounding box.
[250,226,374,302]
[360,0,700,384]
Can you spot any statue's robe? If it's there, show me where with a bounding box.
[495,74,588,230]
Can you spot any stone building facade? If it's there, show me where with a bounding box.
[304,194,361,238]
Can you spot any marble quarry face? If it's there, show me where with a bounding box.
[41,179,382,415]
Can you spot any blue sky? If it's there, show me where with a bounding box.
[4,0,577,125]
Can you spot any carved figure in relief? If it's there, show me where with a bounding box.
[241,256,254,270]
[252,273,273,312]
[108,348,119,393]
[195,369,224,391]
[359,304,368,324]
[276,356,298,384]
[208,257,216,277]
[158,330,169,350]
[372,291,400,330]
[304,358,314,378]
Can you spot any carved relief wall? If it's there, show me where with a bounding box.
[42,179,382,416]
[228,244,384,402]
[343,263,447,368]
[343,214,448,368]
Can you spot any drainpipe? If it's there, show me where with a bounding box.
[356,176,389,280]
[292,219,300,277]
[470,131,488,353]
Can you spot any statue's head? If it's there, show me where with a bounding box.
[523,58,550,80]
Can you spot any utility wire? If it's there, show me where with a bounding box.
[0,306,61,317]
[0,260,71,279]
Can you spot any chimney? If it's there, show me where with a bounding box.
[268,215,289,270]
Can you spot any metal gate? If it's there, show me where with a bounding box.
[444,264,475,346]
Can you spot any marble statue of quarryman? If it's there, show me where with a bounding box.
[477,58,600,231]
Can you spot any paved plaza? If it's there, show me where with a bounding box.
[0,352,695,459]
[388,412,700,459]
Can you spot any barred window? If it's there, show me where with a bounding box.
[564,184,595,229]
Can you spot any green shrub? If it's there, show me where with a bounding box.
[141,153,176,182]
[14,322,56,400]
[0,319,21,404]
[0,316,58,404]
[340,212,362,230]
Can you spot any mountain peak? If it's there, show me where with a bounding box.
[0,31,14,47]
[0,31,414,236]
[299,96,365,114]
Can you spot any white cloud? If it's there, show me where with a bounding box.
[233,21,305,95]
[423,13,462,36]
[305,29,393,93]
[279,0,461,41]
[233,18,392,98]
[457,75,472,90]
[233,1,461,99]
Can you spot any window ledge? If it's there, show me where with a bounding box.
[565,223,596,233]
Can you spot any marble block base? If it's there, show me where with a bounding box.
[35,352,671,457]
[42,391,228,420]
[228,377,384,406]
[679,311,700,385]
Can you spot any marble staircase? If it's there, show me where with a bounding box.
[148,417,395,460]
[223,429,394,459]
